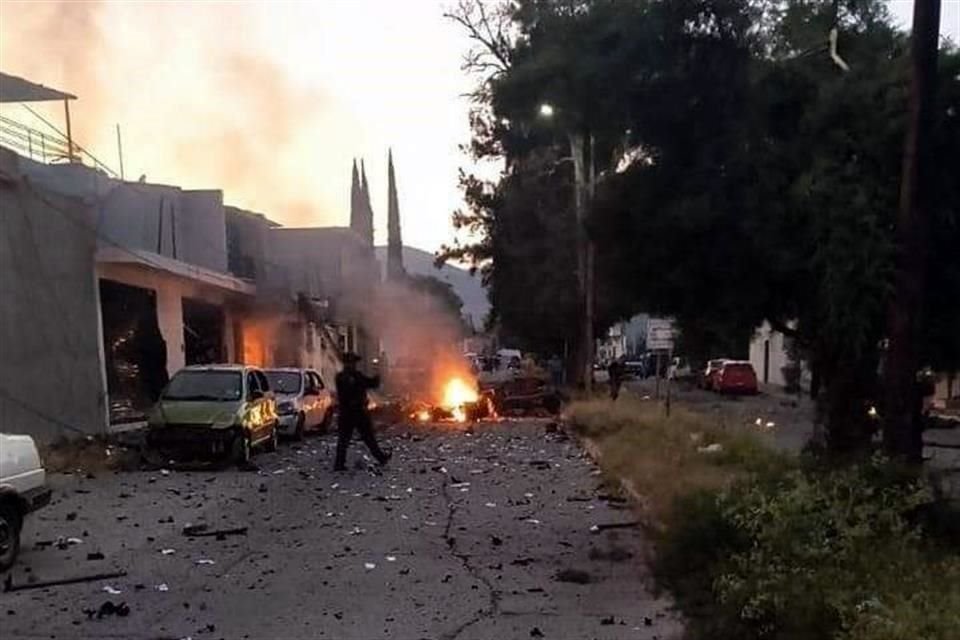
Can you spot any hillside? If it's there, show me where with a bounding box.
[375,245,489,328]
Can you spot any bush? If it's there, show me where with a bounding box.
[656,455,960,640]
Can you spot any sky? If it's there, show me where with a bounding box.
[0,1,957,254]
[0,0,477,253]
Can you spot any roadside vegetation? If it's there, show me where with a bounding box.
[568,397,960,640]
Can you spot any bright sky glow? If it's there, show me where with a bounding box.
[0,0,957,253]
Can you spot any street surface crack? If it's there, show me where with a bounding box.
[439,475,501,640]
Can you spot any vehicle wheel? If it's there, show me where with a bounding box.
[232,429,252,466]
[292,414,305,441]
[0,502,22,573]
[265,422,279,452]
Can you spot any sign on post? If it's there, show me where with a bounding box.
[646,319,674,351]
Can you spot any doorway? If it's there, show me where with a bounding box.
[99,279,168,424]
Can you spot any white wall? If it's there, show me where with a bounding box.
[749,322,793,387]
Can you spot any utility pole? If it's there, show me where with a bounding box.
[883,0,941,462]
[569,131,596,393]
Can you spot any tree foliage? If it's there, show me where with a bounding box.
[445,0,960,452]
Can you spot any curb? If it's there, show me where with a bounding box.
[580,435,663,532]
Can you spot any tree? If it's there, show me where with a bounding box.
[445,0,960,455]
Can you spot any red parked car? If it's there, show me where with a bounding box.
[715,361,759,395]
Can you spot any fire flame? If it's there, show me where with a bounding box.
[442,377,478,423]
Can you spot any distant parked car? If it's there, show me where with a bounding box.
[0,433,51,571]
[715,361,759,395]
[701,359,730,390]
[264,368,333,440]
[147,364,279,465]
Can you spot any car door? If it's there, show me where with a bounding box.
[301,371,319,428]
[255,370,276,439]
[247,370,270,443]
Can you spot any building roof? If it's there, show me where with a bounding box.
[0,72,76,103]
[96,246,256,296]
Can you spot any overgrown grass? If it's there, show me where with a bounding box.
[568,397,960,640]
[568,396,790,521]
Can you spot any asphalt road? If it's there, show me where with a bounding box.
[2,420,680,640]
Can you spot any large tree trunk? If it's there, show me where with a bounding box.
[883,0,941,463]
[819,352,880,457]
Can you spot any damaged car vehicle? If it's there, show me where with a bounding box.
[146,365,279,465]
[264,368,333,440]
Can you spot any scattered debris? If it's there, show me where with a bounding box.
[490,535,503,547]
[66,512,78,521]
[86,552,105,561]
[155,583,169,592]
[530,627,545,637]
[181,524,209,536]
[102,585,122,595]
[55,536,84,550]
[600,616,615,625]
[554,569,592,584]
[386,556,397,562]
[161,549,176,555]
[589,521,640,533]
[83,601,130,620]
[364,562,376,570]
[3,570,128,593]
[697,443,724,454]
[183,526,247,540]
[194,559,216,565]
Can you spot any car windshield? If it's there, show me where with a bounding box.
[163,370,242,401]
[264,371,302,394]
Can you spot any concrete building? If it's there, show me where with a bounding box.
[0,147,107,439]
[749,322,796,387]
[0,73,384,439]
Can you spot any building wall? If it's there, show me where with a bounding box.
[180,190,227,273]
[0,149,107,439]
[749,322,793,387]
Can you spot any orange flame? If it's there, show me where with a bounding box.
[441,377,479,423]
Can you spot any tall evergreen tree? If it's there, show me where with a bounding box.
[386,149,405,280]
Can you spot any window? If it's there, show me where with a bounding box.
[264,370,301,394]
[254,370,270,394]
[164,370,242,402]
[312,372,325,391]
[246,372,260,398]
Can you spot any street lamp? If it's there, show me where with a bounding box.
[538,103,555,118]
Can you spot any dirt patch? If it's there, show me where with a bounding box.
[40,435,141,474]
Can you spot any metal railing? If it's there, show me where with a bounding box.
[0,114,71,163]
[0,114,118,177]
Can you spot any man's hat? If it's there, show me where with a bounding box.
[342,352,361,363]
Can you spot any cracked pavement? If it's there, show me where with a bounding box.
[2,420,681,640]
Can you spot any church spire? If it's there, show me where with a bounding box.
[386,148,405,280]
[349,158,362,235]
[360,159,374,247]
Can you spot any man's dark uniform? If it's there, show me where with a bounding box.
[334,355,389,470]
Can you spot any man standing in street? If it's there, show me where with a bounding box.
[334,353,390,471]
[608,358,625,401]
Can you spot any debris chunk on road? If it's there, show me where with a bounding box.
[3,571,128,593]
